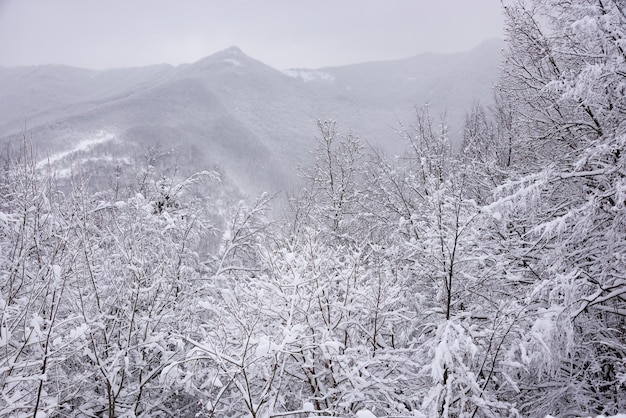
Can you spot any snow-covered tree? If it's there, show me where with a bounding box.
[297,120,365,236]
[490,0,626,415]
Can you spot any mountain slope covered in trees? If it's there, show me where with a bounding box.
[0,40,502,194]
[1,1,625,417]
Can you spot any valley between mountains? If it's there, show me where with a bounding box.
[0,39,502,194]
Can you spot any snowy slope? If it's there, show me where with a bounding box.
[0,40,503,194]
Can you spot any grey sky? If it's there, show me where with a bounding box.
[0,0,504,70]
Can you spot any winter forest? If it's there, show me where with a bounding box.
[1,1,626,417]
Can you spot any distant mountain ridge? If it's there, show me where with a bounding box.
[0,39,504,193]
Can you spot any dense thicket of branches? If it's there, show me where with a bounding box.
[1,1,625,417]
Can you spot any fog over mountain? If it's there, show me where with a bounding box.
[0,39,503,194]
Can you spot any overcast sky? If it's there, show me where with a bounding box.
[0,0,504,70]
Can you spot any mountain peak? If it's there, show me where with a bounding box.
[222,45,243,55]
[209,45,248,60]
[189,46,254,69]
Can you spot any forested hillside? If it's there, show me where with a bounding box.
[0,40,501,195]
[1,0,625,417]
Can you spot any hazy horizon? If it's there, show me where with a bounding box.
[0,37,504,71]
